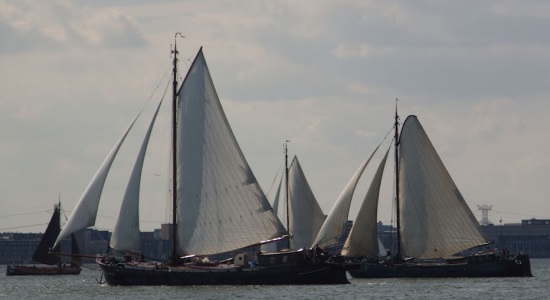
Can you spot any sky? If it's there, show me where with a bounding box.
[1,0,549,233]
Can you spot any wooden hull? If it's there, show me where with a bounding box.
[347,254,532,278]
[97,252,349,286]
[6,264,82,276]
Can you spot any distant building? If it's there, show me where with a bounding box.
[481,219,550,258]
[377,219,550,258]
[0,224,173,265]
[2,219,550,265]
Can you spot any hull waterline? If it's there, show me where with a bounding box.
[6,264,82,276]
[347,253,532,278]
[97,251,349,286]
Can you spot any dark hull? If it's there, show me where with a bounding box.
[97,258,349,286]
[6,264,82,276]
[348,254,532,278]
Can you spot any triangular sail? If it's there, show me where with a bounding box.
[342,146,390,257]
[110,99,163,252]
[266,168,284,221]
[399,115,487,259]
[176,49,286,255]
[378,237,386,256]
[311,145,381,248]
[32,204,61,265]
[271,173,283,221]
[54,113,141,248]
[261,171,283,253]
[288,156,325,250]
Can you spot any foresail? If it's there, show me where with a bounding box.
[271,172,283,221]
[288,156,325,250]
[32,204,61,265]
[399,115,487,259]
[176,49,286,255]
[266,167,283,221]
[311,145,381,249]
[261,171,283,253]
[54,113,140,248]
[342,146,390,257]
[111,99,163,252]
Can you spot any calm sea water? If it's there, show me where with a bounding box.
[0,259,547,299]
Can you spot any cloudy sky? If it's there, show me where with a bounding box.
[1,0,549,233]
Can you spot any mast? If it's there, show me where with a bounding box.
[170,33,182,263]
[284,140,290,249]
[394,99,402,260]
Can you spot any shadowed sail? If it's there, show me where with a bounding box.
[342,146,390,257]
[53,114,140,248]
[399,116,486,259]
[312,144,382,248]
[288,156,326,250]
[110,99,164,252]
[176,49,286,255]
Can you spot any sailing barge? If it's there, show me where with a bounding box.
[344,112,532,278]
[55,36,348,285]
[6,203,81,276]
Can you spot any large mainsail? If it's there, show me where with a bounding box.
[110,99,164,252]
[342,146,390,257]
[54,113,141,248]
[176,49,286,255]
[399,116,487,259]
[288,156,325,250]
[311,145,381,248]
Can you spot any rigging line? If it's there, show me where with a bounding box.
[61,205,70,222]
[382,125,394,142]
[0,210,51,218]
[0,223,48,231]
[493,210,550,219]
[128,66,171,125]
[266,162,284,196]
[139,74,172,227]
[94,212,165,225]
[389,136,396,247]
[141,67,171,109]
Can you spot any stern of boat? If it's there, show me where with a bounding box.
[516,254,532,277]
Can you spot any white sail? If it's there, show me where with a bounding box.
[269,169,284,221]
[176,49,286,255]
[378,237,386,256]
[311,145,381,248]
[110,99,163,252]
[54,113,140,248]
[399,115,487,259]
[261,171,283,253]
[342,146,390,257]
[288,156,325,250]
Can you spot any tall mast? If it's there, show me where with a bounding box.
[170,33,182,263]
[394,99,402,261]
[284,140,290,249]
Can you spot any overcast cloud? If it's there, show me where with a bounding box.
[1,0,549,232]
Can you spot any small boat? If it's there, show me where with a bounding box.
[6,202,81,276]
[339,108,532,278]
[53,35,348,286]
